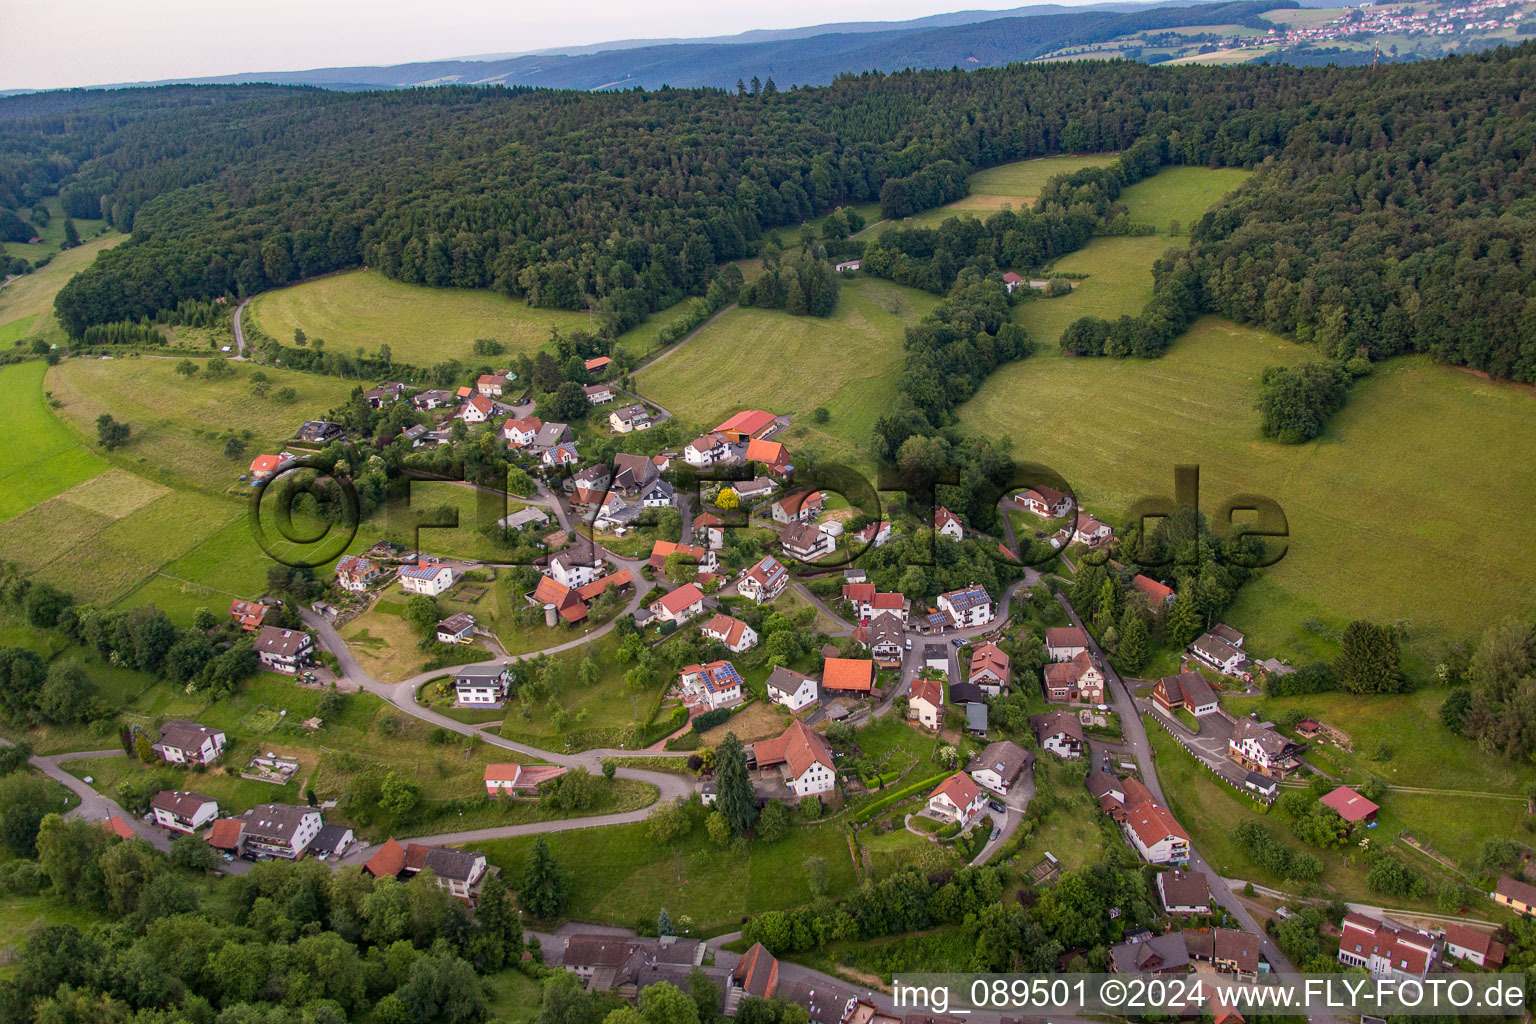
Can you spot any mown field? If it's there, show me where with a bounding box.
[893,153,1121,229]
[0,361,109,522]
[47,355,362,493]
[1016,235,1175,344]
[631,275,938,470]
[247,268,593,367]
[0,233,121,349]
[1117,166,1252,232]
[961,319,1536,669]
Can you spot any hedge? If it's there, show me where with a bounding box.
[853,771,953,824]
[691,707,732,733]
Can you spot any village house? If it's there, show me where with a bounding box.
[764,666,818,711]
[859,612,905,666]
[310,823,354,860]
[780,521,834,561]
[364,382,408,407]
[502,415,543,448]
[680,661,745,709]
[737,555,788,604]
[1191,630,1248,676]
[476,373,508,397]
[150,790,218,832]
[967,643,1010,695]
[334,554,380,591]
[296,420,344,444]
[583,383,615,405]
[1152,671,1219,717]
[454,664,511,705]
[732,942,781,999]
[841,583,905,622]
[461,394,495,424]
[546,550,602,588]
[248,452,294,482]
[593,494,641,530]
[399,560,455,595]
[1017,485,1073,518]
[934,506,964,541]
[243,804,323,859]
[1442,923,1506,968]
[683,434,728,467]
[530,421,573,451]
[584,356,612,374]
[937,584,992,628]
[413,389,455,410]
[530,570,633,625]
[648,540,718,576]
[927,771,987,825]
[969,740,1031,795]
[821,657,875,697]
[1319,785,1379,828]
[1228,717,1302,777]
[542,441,580,467]
[435,612,476,644]
[732,477,777,503]
[692,512,724,550]
[1001,271,1024,293]
[1110,933,1189,975]
[909,676,944,730]
[854,520,891,547]
[1032,710,1084,758]
[1131,574,1176,606]
[1495,875,1536,917]
[649,582,705,624]
[253,626,314,674]
[752,721,836,797]
[205,818,243,856]
[1185,929,1262,980]
[228,599,268,631]
[1123,796,1190,865]
[701,614,758,653]
[483,762,567,797]
[1045,626,1090,662]
[1158,870,1212,915]
[834,259,862,273]
[771,490,823,525]
[1044,651,1104,704]
[400,424,429,447]
[153,721,227,764]
[609,404,652,433]
[923,643,949,673]
[1072,513,1113,545]
[745,437,794,478]
[364,840,492,901]
[1337,912,1437,980]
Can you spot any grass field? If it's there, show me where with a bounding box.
[960,317,1536,670]
[1015,235,1175,345]
[0,197,109,261]
[496,634,671,751]
[0,233,121,348]
[47,355,359,493]
[631,276,938,470]
[0,361,109,523]
[248,269,593,367]
[889,154,1121,230]
[1117,167,1252,232]
[474,805,858,935]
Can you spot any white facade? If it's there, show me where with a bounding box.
[151,795,218,832]
[1040,732,1082,759]
[789,761,835,797]
[547,554,600,589]
[399,564,455,595]
[768,675,818,712]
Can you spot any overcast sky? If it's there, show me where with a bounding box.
[1,0,1109,91]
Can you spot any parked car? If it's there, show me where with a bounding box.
[904,638,912,650]
[990,827,1001,841]
[988,800,1006,814]
[950,638,965,648]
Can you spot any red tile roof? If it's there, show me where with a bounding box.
[1126,798,1188,848]
[871,592,904,611]
[1132,574,1175,602]
[1319,785,1379,823]
[842,583,876,605]
[363,837,408,878]
[822,657,875,692]
[930,771,981,811]
[102,815,136,840]
[652,582,704,616]
[206,817,243,850]
[745,438,787,465]
[703,614,749,647]
[910,676,943,709]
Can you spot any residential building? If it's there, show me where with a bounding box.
[1158,870,1212,915]
[243,804,322,859]
[928,772,987,825]
[1044,651,1104,703]
[922,643,949,672]
[1319,785,1379,827]
[476,373,508,397]
[1032,710,1084,759]
[206,817,244,855]
[1186,929,1262,980]
[692,512,724,550]
[679,661,745,709]
[701,614,757,653]
[968,643,1010,695]
[1442,923,1505,968]
[584,356,612,374]
[503,416,543,448]
[1228,718,1302,777]
[934,506,964,541]
[1001,271,1024,293]
[228,599,268,631]
[150,790,218,832]
[583,383,615,404]
[547,550,602,588]
[683,434,728,467]
[771,490,823,524]
[854,520,891,547]
[253,626,314,674]
[835,259,862,273]
[530,422,573,451]
[969,740,1031,795]
[153,721,227,764]
[1124,797,1190,865]
[860,612,904,665]
[764,666,818,711]
[1191,631,1247,676]
[419,846,491,900]
[745,437,793,477]
[1152,671,1218,717]
[821,657,875,695]
[461,394,494,424]
[499,507,549,531]
[542,441,580,467]
[296,421,344,444]
[1244,772,1278,799]
[947,680,985,706]
[732,942,780,998]
[1211,624,1245,647]
[248,452,293,481]
[1131,574,1176,606]
[1017,486,1073,518]
[364,382,407,407]
[1337,912,1437,980]
[484,763,567,797]
[936,584,992,628]
[334,555,380,591]
[454,664,511,705]
[1494,875,1536,917]
[413,389,455,410]
[909,676,944,730]
[1110,933,1189,975]
[1045,626,1090,662]
[752,721,836,797]
[399,560,455,596]
[400,423,429,447]
[649,540,717,576]
[650,583,705,624]
[737,555,788,604]
[310,823,354,859]
[609,404,652,433]
[641,479,674,508]
[780,521,834,561]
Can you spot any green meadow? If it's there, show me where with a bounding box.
[891,153,1121,229]
[248,268,593,367]
[0,361,109,523]
[0,233,122,349]
[1015,235,1176,344]
[0,197,109,261]
[1118,166,1252,232]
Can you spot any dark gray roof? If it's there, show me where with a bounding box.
[313,824,352,853]
[422,846,483,882]
[156,720,223,750]
[974,741,1031,785]
[244,804,315,842]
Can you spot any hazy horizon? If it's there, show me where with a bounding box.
[0,0,1115,92]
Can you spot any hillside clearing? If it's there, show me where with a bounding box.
[0,361,109,523]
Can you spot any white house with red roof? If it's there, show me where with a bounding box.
[968,643,1011,695]
[1045,626,1090,662]
[934,507,964,541]
[461,394,494,424]
[1017,485,1073,518]
[753,720,836,797]
[249,452,294,482]
[683,434,728,467]
[854,520,891,547]
[693,512,724,549]
[679,661,744,710]
[1441,923,1505,968]
[701,613,757,653]
[927,772,986,825]
[476,373,508,397]
[737,555,788,604]
[771,490,823,525]
[1002,271,1024,293]
[937,584,992,628]
[1123,797,1190,865]
[502,416,542,448]
[909,676,944,730]
[1338,912,1437,979]
[649,582,705,624]
[1072,513,1113,545]
[398,560,455,596]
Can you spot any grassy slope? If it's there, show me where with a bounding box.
[0,197,108,261]
[893,154,1121,228]
[1118,166,1252,232]
[961,318,1536,667]
[0,233,122,347]
[46,356,360,494]
[631,276,938,471]
[247,269,592,367]
[0,361,109,523]
[1017,235,1174,343]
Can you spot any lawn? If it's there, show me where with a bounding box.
[247,268,593,367]
[631,275,938,471]
[0,233,122,350]
[1116,166,1252,233]
[0,894,104,976]
[959,318,1536,672]
[61,753,309,816]
[485,968,547,1024]
[1013,235,1176,345]
[474,805,858,935]
[497,634,671,752]
[892,154,1121,229]
[46,355,359,494]
[0,361,109,523]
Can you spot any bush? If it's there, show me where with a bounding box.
[691,707,732,733]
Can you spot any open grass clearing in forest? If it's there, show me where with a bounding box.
[0,361,109,523]
[248,268,593,367]
[631,276,937,470]
[0,233,121,332]
[960,318,1536,670]
[1014,235,1174,345]
[1117,166,1252,233]
[47,355,359,494]
[474,805,858,935]
[0,197,109,261]
[891,153,1121,230]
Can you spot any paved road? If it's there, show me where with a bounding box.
[630,303,738,375]
[231,297,251,359]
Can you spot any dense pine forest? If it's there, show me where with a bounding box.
[2,45,1535,388]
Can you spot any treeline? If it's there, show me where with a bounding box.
[878,159,970,219]
[80,320,163,346]
[1441,618,1536,761]
[739,253,840,316]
